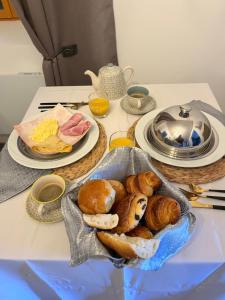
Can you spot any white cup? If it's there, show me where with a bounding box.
[127,86,149,109]
[30,174,66,216]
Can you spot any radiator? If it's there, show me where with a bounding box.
[0,72,45,134]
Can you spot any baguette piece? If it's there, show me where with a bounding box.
[97,231,160,259]
[83,214,119,229]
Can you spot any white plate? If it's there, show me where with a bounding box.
[135,108,225,168]
[8,110,99,169]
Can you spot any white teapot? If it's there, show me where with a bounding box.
[84,63,134,100]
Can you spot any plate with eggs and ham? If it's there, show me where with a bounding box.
[7,104,99,169]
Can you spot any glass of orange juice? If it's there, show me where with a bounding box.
[109,131,135,151]
[88,93,110,118]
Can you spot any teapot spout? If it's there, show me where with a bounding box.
[84,70,100,91]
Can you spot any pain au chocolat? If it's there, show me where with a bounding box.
[112,193,148,234]
[145,195,181,231]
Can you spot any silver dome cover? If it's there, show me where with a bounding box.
[147,104,214,159]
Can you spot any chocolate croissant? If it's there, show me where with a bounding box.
[125,172,161,197]
[112,193,148,234]
[145,195,181,231]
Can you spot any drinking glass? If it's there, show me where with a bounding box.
[88,93,110,118]
[109,131,135,151]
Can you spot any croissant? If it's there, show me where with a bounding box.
[125,175,141,194]
[145,195,181,231]
[125,172,161,197]
[137,172,161,195]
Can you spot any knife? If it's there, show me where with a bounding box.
[190,201,225,210]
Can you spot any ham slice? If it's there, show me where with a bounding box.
[61,120,91,136]
[60,113,83,132]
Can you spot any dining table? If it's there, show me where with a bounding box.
[1,83,225,300]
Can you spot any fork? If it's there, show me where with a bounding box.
[179,188,225,201]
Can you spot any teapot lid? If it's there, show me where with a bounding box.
[99,63,121,76]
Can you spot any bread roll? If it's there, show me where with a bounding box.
[83,214,119,229]
[108,180,127,203]
[138,172,161,195]
[145,195,181,231]
[127,226,153,239]
[97,231,160,259]
[112,193,147,234]
[78,179,115,214]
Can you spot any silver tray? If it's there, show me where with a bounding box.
[62,147,196,270]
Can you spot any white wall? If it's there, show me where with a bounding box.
[0,21,44,134]
[0,2,225,130]
[113,0,225,112]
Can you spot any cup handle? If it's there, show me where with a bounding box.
[38,203,46,216]
[137,99,142,109]
[123,66,134,86]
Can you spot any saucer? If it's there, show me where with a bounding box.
[26,194,64,224]
[120,95,156,115]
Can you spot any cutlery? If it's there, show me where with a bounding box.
[38,101,88,110]
[40,101,88,105]
[179,188,225,201]
[190,201,225,210]
[189,183,225,194]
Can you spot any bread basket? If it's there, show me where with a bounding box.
[62,147,196,270]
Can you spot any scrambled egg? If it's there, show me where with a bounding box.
[31,119,58,142]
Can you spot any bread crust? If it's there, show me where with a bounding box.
[112,193,148,234]
[145,195,181,231]
[78,179,115,214]
[97,231,138,259]
[127,226,153,239]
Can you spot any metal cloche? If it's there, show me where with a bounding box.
[146,104,214,159]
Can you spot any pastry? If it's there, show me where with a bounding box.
[83,214,119,229]
[108,180,127,203]
[127,225,153,239]
[97,231,160,259]
[78,180,116,214]
[125,175,142,194]
[137,172,161,195]
[145,195,181,231]
[125,171,160,197]
[112,193,147,234]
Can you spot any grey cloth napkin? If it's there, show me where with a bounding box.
[188,100,225,126]
[0,145,50,203]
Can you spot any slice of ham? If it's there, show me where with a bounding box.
[60,113,83,132]
[61,120,91,136]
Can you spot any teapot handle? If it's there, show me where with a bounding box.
[123,66,134,85]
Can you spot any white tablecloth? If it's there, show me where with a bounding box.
[1,84,225,300]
